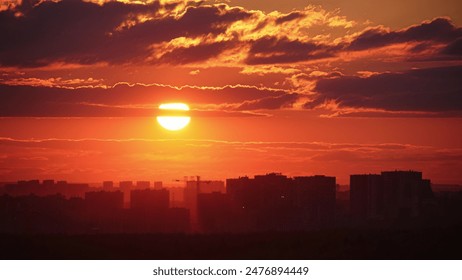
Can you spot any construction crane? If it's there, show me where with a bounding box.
[172,175,211,193]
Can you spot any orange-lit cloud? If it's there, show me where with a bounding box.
[309,65,462,115]
[0,82,300,116]
[1,1,460,71]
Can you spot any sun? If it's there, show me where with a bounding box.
[156,103,191,131]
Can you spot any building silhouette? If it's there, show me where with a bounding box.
[85,190,124,211]
[136,181,150,189]
[350,174,383,220]
[226,173,336,231]
[350,171,434,221]
[0,170,444,235]
[183,177,225,231]
[0,194,86,234]
[84,191,124,232]
[3,180,90,198]
[128,188,189,233]
[293,175,336,226]
[154,181,163,189]
[131,188,169,211]
[119,181,134,206]
[103,181,114,189]
[381,171,431,219]
[197,192,234,232]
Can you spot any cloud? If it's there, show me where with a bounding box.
[236,93,300,110]
[311,65,462,114]
[274,11,304,25]
[346,17,462,61]
[1,1,462,116]
[243,17,462,64]
[0,77,104,87]
[245,36,336,64]
[2,0,460,70]
[0,0,252,67]
[0,0,159,67]
[348,18,462,50]
[0,82,297,116]
[1,137,461,183]
[440,37,462,56]
[0,0,361,68]
[156,40,239,64]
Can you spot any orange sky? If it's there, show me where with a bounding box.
[0,0,461,184]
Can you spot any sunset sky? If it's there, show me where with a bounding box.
[0,0,461,184]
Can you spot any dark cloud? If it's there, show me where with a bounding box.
[275,11,304,25]
[348,17,462,51]
[311,65,462,112]
[236,93,300,110]
[0,0,251,67]
[245,36,335,64]
[245,17,462,64]
[409,42,434,53]
[157,40,238,64]
[440,37,462,56]
[0,0,160,66]
[2,1,462,68]
[0,83,292,116]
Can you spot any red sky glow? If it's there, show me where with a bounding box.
[0,0,461,184]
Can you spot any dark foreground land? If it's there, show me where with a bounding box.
[1,224,462,259]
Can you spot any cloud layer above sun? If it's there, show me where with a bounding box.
[0,0,461,118]
[0,1,462,183]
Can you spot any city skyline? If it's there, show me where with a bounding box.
[0,168,446,186]
[2,168,462,259]
[0,170,441,233]
[0,0,461,185]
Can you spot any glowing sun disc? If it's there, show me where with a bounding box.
[157,103,191,131]
[157,116,191,131]
[159,103,190,111]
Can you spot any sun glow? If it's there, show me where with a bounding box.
[156,103,191,131]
